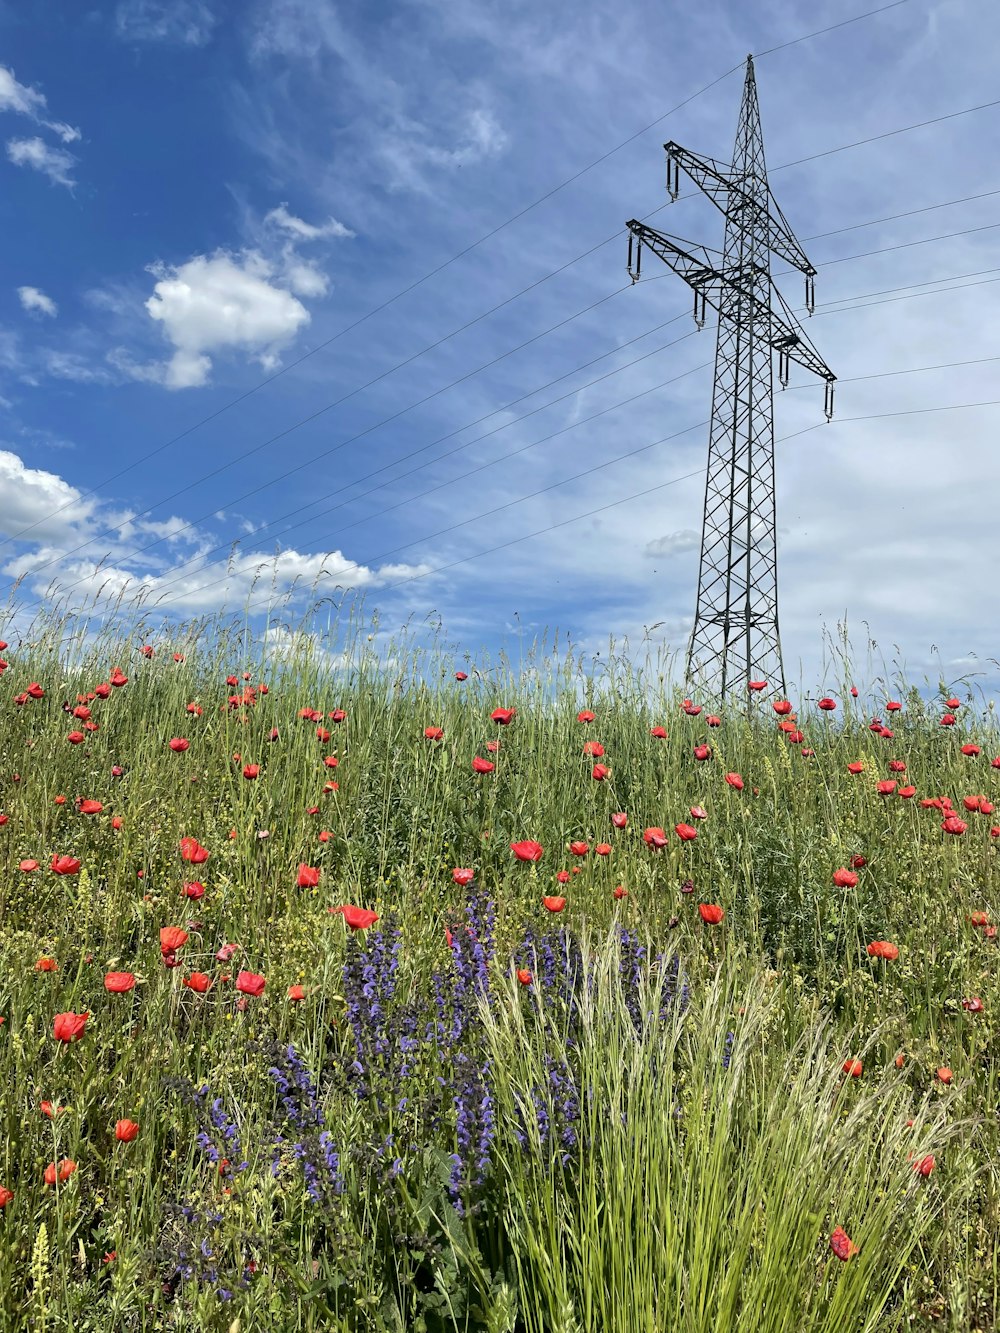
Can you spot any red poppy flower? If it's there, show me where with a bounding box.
[330,709,346,723]
[698,903,724,925]
[885,700,901,711]
[961,743,981,757]
[772,700,792,716]
[235,971,266,997]
[992,827,1000,838]
[297,864,320,888]
[78,799,103,815]
[832,868,858,888]
[690,806,708,820]
[316,726,331,743]
[104,971,136,993]
[27,682,44,699]
[516,968,532,986]
[937,1067,953,1084]
[179,836,209,864]
[53,1011,89,1043]
[969,910,989,927]
[556,869,571,884]
[577,710,595,723]
[818,697,836,711]
[941,816,967,835]
[44,1160,77,1186]
[643,827,667,849]
[866,941,898,960]
[452,868,475,886]
[182,881,205,899]
[962,996,984,1012]
[182,972,212,993]
[40,1101,66,1118]
[330,905,379,930]
[845,761,864,776]
[592,764,609,781]
[115,1119,140,1143]
[613,885,628,899]
[693,745,711,761]
[288,984,306,1001]
[455,671,468,681]
[946,697,961,710]
[940,714,956,727]
[35,957,58,972]
[424,726,444,741]
[830,1227,858,1261]
[724,772,744,790]
[241,764,260,780]
[491,708,516,725]
[877,780,896,796]
[611,812,628,829]
[511,840,544,862]
[542,896,566,913]
[674,823,698,842]
[842,1059,863,1078]
[19,859,38,873]
[168,738,189,753]
[569,841,589,856]
[51,855,81,875]
[595,843,612,856]
[0,1185,12,1208]
[486,739,500,753]
[54,795,67,807]
[582,740,604,757]
[472,756,495,774]
[650,726,668,739]
[912,1154,935,1178]
[159,926,189,954]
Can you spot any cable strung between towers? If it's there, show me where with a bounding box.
[627,55,836,700]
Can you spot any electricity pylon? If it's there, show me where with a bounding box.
[626,55,835,700]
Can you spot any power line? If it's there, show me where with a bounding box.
[13,256,1000,618]
[10,194,999,607]
[5,64,990,559]
[244,394,1000,615]
[1,1,907,554]
[156,346,1000,616]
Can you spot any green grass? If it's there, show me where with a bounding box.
[0,607,998,1331]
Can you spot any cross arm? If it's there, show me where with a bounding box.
[664,140,818,288]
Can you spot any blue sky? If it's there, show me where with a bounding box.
[1,0,999,694]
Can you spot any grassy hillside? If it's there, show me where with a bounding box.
[0,620,997,1331]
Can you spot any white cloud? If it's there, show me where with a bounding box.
[17,286,57,318]
[644,529,700,559]
[264,202,354,241]
[115,0,217,46]
[0,65,80,143]
[141,250,312,388]
[44,350,112,384]
[0,449,94,542]
[6,136,76,188]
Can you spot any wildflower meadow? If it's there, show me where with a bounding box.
[1,610,998,1332]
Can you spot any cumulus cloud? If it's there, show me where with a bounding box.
[140,250,311,388]
[0,65,80,143]
[0,449,94,543]
[6,136,76,188]
[115,0,217,46]
[264,202,354,241]
[643,529,701,559]
[17,286,57,318]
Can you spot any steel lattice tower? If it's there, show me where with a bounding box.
[626,56,835,699]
